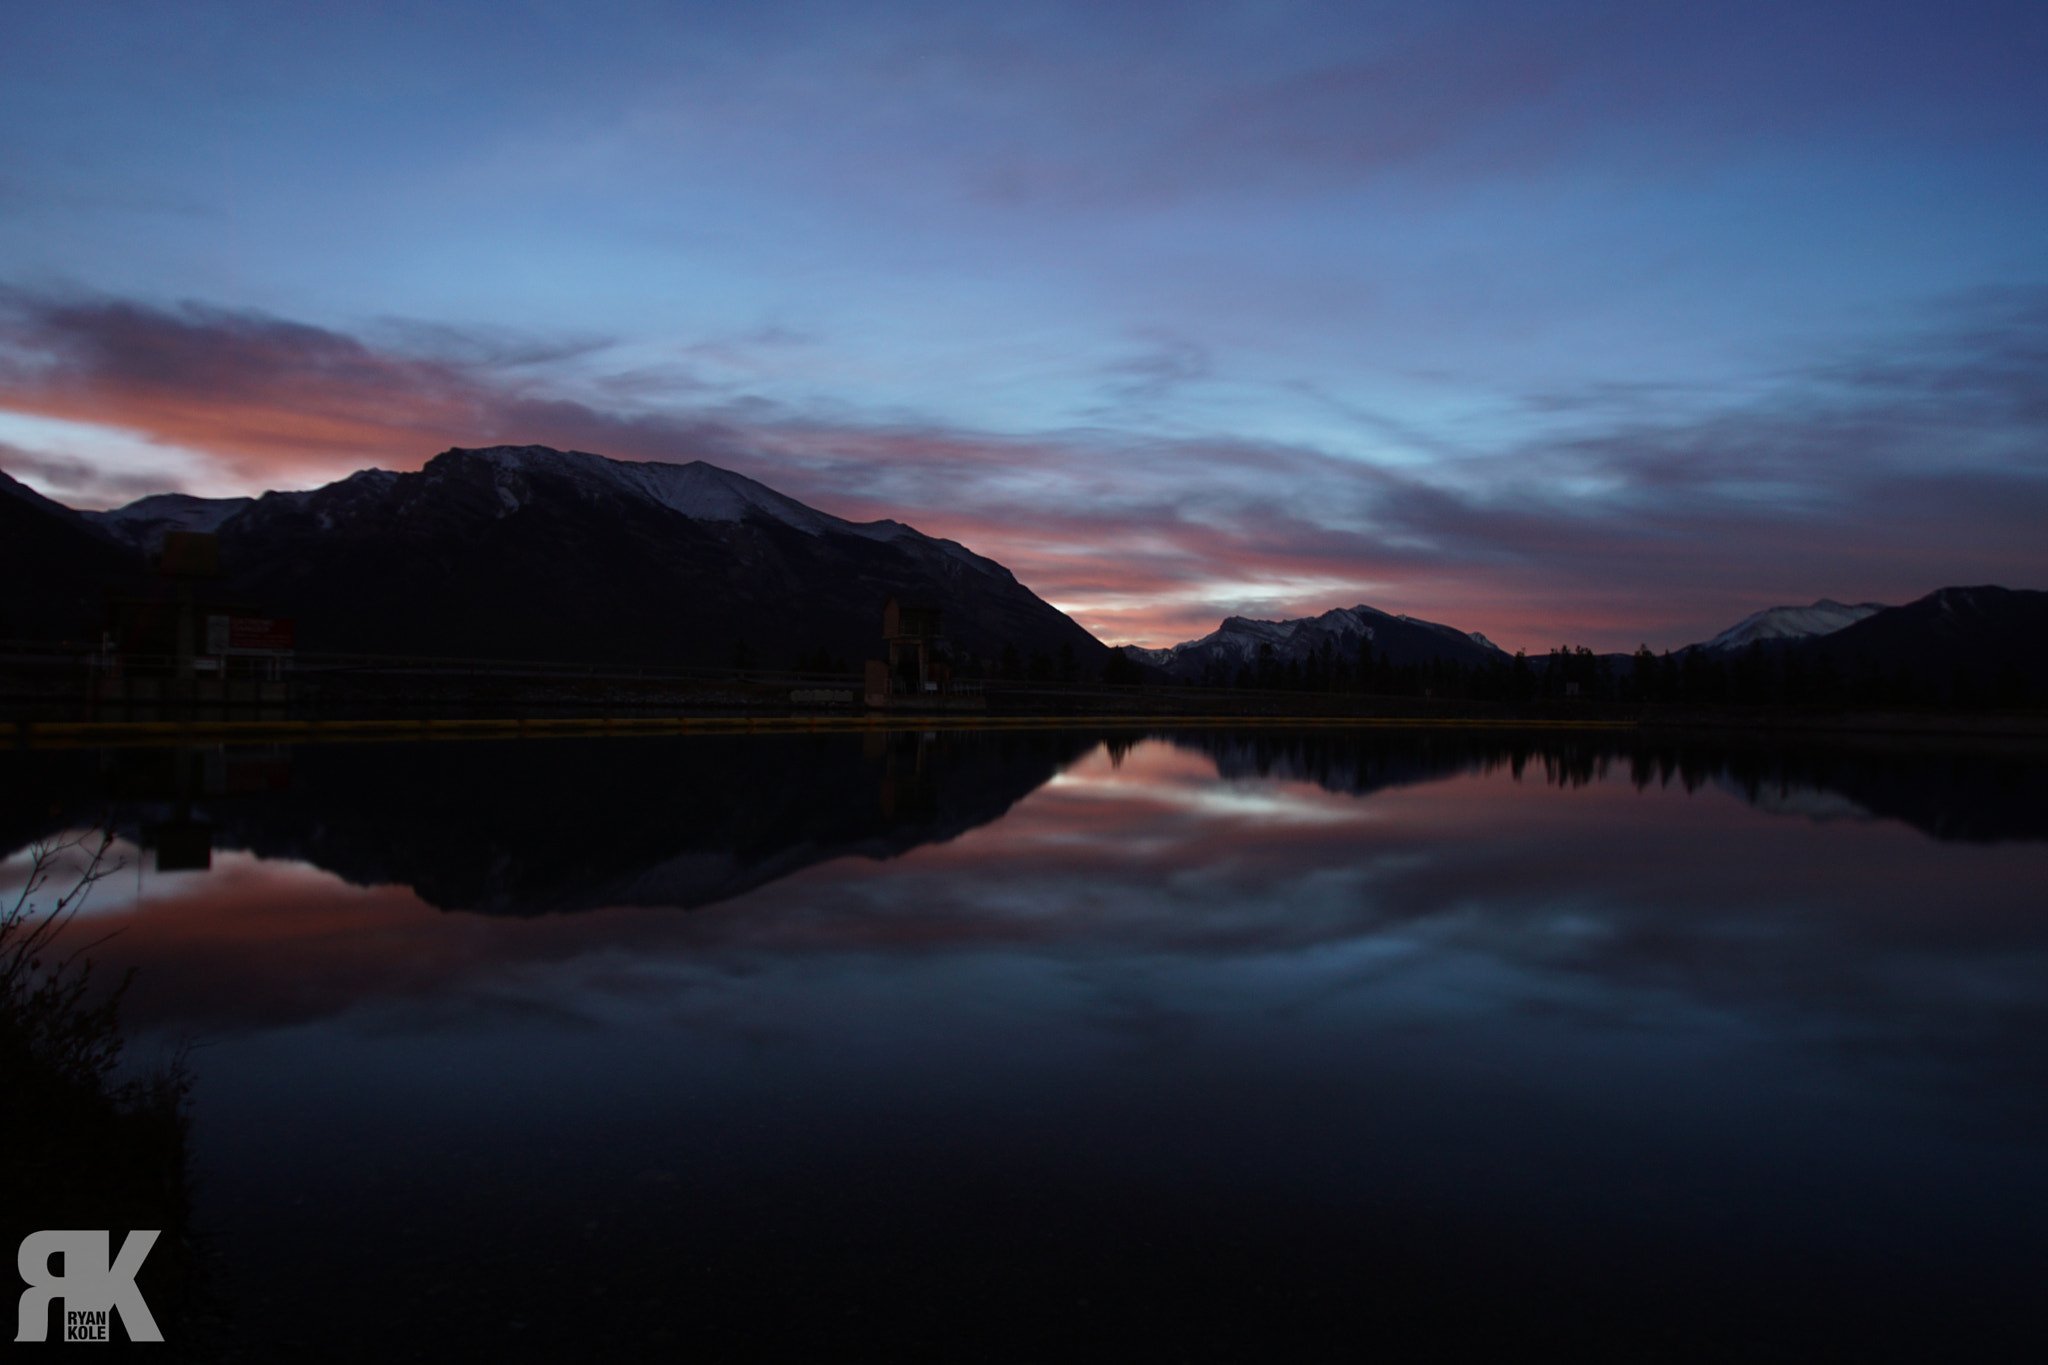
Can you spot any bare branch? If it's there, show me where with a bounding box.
[2,821,132,1090]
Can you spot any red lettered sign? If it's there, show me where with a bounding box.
[227,616,294,652]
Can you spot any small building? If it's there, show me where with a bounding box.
[866,598,950,705]
[99,531,293,696]
[864,598,983,710]
[882,597,944,691]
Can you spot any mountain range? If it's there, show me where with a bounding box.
[2,445,1107,671]
[5,731,2036,934]
[0,467,145,642]
[1792,585,2047,694]
[1135,598,1898,681]
[1695,600,1888,653]
[1127,604,1507,682]
[1134,590,2045,698]
[3,445,2040,694]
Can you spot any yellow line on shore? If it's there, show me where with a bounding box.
[4,713,1639,750]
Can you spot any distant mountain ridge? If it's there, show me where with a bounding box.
[85,448,974,557]
[4,453,2040,699]
[87,492,257,550]
[1126,586,2043,703]
[1129,603,1508,683]
[1800,585,2046,689]
[0,467,145,640]
[4,446,1108,669]
[1695,599,1888,653]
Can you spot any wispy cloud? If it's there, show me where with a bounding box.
[0,439,170,505]
[2,283,2044,650]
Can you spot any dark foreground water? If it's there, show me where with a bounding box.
[8,728,2048,1361]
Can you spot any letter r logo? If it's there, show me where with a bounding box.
[16,1230,163,1343]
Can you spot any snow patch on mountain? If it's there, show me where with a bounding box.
[442,446,983,562]
[1714,776,1875,824]
[1133,603,1509,678]
[86,493,256,549]
[82,448,991,576]
[445,446,831,530]
[1700,599,1886,652]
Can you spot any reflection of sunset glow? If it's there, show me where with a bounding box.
[16,731,2043,1362]
[34,735,2035,1057]
[1046,758,1375,826]
[8,842,356,919]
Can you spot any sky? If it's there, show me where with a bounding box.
[2,0,2045,651]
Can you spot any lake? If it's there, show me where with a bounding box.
[8,727,2047,1360]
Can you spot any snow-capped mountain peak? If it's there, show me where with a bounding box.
[435,446,962,554]
[1700,599,1887,652]
[85,492,259,551]
[1126,602,1507,679]
[15,442,1101,669]
[440,446,833,532]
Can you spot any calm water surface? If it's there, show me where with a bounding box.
[9,729,2048,1361]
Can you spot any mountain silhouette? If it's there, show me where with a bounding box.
[1130,603,1507,682]
[12,446,1108,671]
[0,468,144,641]
[1798,586,2047,692]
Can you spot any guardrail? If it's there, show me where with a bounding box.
[1,637,1474,707]
[0,639,1149,699]
[1,712,1646,751]
[0,638,870,690]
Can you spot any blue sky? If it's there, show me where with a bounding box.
[2,0,2044,648]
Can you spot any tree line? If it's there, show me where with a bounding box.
[782,631,2037,709]
[1129,636,2037,710]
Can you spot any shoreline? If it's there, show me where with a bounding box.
[8,704,2046,750]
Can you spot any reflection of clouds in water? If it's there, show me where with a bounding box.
[1714,775,1876,824]
[18,736,2037,1362]
[350,984,610,1038]
[1050,752,1373,826]
[820,749,2048,1112]
[0,832,141,918]
[4,836,382,921]
[41,736,2045,1131]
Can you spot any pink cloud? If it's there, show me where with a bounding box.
[4,285,2044,653]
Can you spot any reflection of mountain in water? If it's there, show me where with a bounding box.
[4,731,1097,915]
[1716,778,1874,823]
[1177,729,1502,795]
[1170,728,2048,843]
[1702,745,2048,843]
[4,730,2044,917]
